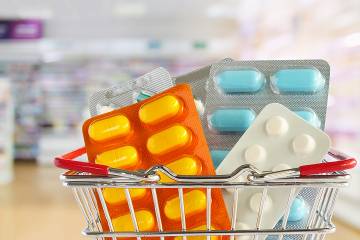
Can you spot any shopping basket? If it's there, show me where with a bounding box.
[55,147,356,240]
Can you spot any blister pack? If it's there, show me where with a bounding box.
[82,84,230,235]
[175,58,233,115]
[216,103,331,239]
[203,59,330,166]
[88,67,174,116]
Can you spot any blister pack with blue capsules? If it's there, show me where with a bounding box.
[175,58,233,116]
[204,59,330,167]
[89,67,173,116]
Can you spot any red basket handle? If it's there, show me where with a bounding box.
[54,147,109,175]
[299,149,357,176]
[55,147,357,180]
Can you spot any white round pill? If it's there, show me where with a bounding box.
[249,192,272,213]
[235,222,251,240]
[292,134,316,154]
[244,144,266,165]
[265,116,288,136]
[225,175,247,193]
[194,99,205,115]
[272,163,291,172]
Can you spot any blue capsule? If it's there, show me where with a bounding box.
[294,110,321,128]
[210,149,229,168]
[288,197,309,222]
[209,108,256,132]
[271,68,325,93]
[215,69,265,93]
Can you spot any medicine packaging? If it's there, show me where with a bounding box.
[175,58,233,116]
[89,67,174,116]
[203,60,330,166]
[83,84,230,234]
[216,103,331,239]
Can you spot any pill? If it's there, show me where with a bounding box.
[215,69,265,93]
[271,68,325,93]
[272,163,291,172]
[265,116,288,136]
[292,134,316,154]
[210,149,229,168]
[244,144,267,166]
[88,115,131,142]
[288,197,309,222]
[294,110,321,128]
[147,125,191,155]
[209,109,255,132]
[96,146,138,168]
[194,98,205,116]
[159,156,200,183]
[103,188,146,204]
[249,192,272,213]
[164,190,206,220]
[235,222,251,240]
[112,210,155,231]
[174,225,218,240]
[139,94,182,125]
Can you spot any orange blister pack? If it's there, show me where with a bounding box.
[82,84,230,238]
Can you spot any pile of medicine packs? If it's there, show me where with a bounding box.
[83,59,332,239]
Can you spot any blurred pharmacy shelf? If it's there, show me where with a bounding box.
[0,77,14,184]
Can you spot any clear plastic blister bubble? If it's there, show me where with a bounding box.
[174,58,234,116]
[88,67,174,116]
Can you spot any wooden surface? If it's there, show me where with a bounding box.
[1,163,359,240]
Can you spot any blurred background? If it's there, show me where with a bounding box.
[0,0,359,239]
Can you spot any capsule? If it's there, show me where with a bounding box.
[209,109,255,132]
[103,188,147,205]
[271,68,325,93]
[88,115,131,142]
[159,156,200,183]
[112,210,155,231]
[288,197,309,222]
[210,149,229,168]
[215,69,264,93]
[294,110,321,128]
[147,125,191,155]
[139,94,182,125]
[96,146,138,168]
[174,225,218,240]
[164,190,206,220]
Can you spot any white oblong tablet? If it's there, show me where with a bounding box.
[265,116,288,136]
[244,144,266,165]
[292,134,316,154]
[272,163,291,172]
[235,222,251,240]
[249,192,272,213]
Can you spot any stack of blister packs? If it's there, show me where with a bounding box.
[83,59,334,240]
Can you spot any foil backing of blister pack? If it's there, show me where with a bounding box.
[175,58,233,116]
[204,59,330,153]
[89,67,173,116]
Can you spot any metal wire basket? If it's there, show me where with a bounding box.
[55,147,356,240]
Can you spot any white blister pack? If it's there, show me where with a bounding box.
[88,67,173,116]
[216,103,331,239]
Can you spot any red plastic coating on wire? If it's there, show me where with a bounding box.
[54,147,109,175]
[299,159,357,176]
